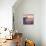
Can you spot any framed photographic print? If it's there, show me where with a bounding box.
[23,14,34,25]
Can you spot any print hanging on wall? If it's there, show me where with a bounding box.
[23,14,34,25]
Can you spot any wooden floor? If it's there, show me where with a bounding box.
[0,39,16,46]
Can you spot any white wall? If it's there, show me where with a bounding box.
[41,0,46,46]
[13,0,41,46]
[0,0,16,29]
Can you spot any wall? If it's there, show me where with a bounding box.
[0,0,16,30]
[13,0,41,46]
[41,0,46,46]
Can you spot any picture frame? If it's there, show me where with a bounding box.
[23,14,34,25]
